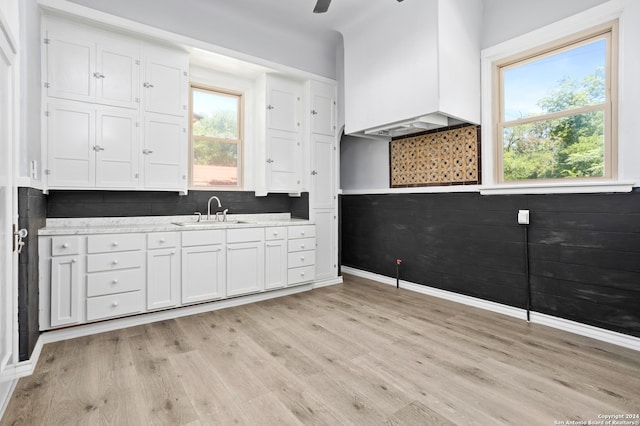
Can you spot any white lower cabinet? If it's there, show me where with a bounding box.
[50,255,80,327]
[41,223,316,330]
[265,227,287,290]
[146,232,179,310]
[181,230,226,304]
[226,228,265,297]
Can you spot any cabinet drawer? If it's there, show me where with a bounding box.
[265,227,287,241]
[87,233,143,253]
[86,290,144,321]
[147,232,178,249]
[288,225,315,239]
[287,265,315,285]
[51,236,80,256]
[181,230,225,247]
[288,237,316,253]
[87,251,144,272]
[288,250,315,268]
[87,268,144,297]
[227,228,264,244]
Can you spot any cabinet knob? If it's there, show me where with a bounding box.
[266,158,274,163]
[301,272,305,277]
[311,109,318,115]
[112,260,119,265]
[301,231,305,235]
[71,258,77,263]
[300,256,305,261]
[143,82,154,88]
[62,243,69,248]
[273,231,278,236]
[112,242,119,247]
[160,238,166,243]
[112,279,119,284]
[267,104,274,110]
[112,301,119,307]
[301,244,305,249]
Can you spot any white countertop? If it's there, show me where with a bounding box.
[39,213,313,236]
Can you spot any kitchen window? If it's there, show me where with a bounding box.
[494,23,617,184]
[190,85,243,188]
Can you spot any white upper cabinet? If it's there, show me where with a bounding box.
[46,101,139,189]
[256,74,304,195]
[309,80,336,136]
[142,113,187,190]
[142,43,189,117]
[44,17,140,109]
[310,134,335,209]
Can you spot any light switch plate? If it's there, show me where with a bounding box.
[518,210,530,225]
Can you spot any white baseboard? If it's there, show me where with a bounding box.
[341,266,640,352]
[313,275,343,288]
[0,379,18,421]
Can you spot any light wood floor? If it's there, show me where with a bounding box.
[3,274,639,425]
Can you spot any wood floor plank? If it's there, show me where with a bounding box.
[2,273,639,425]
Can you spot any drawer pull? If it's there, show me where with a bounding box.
[112,279,119,284]
[112,260,119,265]
[62,243,69,248]
[112,301,119,307]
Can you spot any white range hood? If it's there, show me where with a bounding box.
[339,0,482,139]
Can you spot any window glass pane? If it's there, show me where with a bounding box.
[503,38,606,121]
[193,138,238,186]
[192,90,239,139]
[502,110,604,181]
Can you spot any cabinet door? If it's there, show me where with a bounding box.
[227,242,265,297]
[147,248,179,310]
[181,245,225,304]
[265,240,287,290]
[266,130,301,192]
[45,28,95,103]
[313,209,337,281]
[46,101,96,187]
[310,81,336,136]
[143,44,188,116]
[266,76,301,133]
[95,108,139,188]
[96,38,140,109]
[310,134,335,209]
[142,113,186,190]
[50,256,80,327]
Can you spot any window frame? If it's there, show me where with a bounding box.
[493,22,618,185]
[189,84,244,190]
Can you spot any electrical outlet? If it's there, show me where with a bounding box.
[518,210,530,225]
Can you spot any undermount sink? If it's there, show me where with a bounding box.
[172,220,247,227]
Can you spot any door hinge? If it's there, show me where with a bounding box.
[44,82,50,88]
[135,122,140,127]
[134,173,139,178]
[183,71,188,77]
[135,97,140,103]
[135,59,140,65]
[44,111,50,117]
[44,169,51,175]
[43,38,50,44]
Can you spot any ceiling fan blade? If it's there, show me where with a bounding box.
[313,0,331,13]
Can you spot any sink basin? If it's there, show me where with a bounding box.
[172,220,247,227]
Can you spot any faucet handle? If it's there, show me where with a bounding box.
[194,212,202,222]
[222,208,229,222]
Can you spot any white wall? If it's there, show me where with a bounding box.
[340,135,389,190]
[481,0,610,48]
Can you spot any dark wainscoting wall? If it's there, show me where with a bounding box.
[47,190,309,219]
[341,190,640,338]
[17,188,47,360]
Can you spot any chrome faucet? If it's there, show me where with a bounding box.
[207,196,222,221]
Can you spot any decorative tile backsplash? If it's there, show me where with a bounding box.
[390,125,481,187]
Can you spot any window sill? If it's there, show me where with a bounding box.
[479,181,634,195]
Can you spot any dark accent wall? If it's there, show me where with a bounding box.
[47,190,309,218]
[341,190,640,338]
[18,188,47,361]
